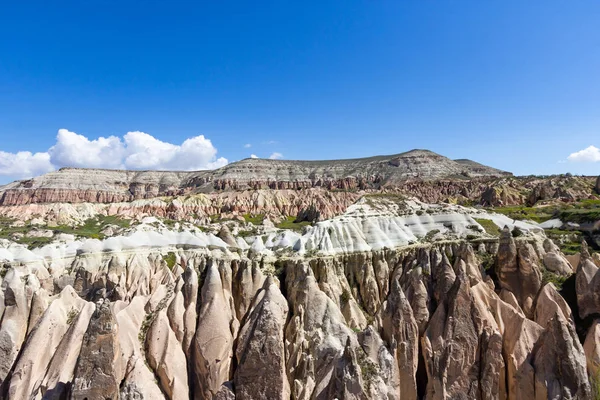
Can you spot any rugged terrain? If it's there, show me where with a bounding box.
[0,150,510,206]
[0,150,599,399]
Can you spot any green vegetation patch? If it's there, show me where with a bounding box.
[423,229,441,242]
[243,213,265,225]
[98,215,131,228]
[163,252,177,269]
[478,252,496,272]
[340,289,351,305]
[473,218,500,236]
[66,308,79,325]
[363,192,406,209]
[541,269,570,291]
[237,228,258,238]
[489,205,555,223]
[0,214,131,249]
[276,216,312,231]
[53,215,131,240]
[363,192,405,201]
[490,200,600,224]
[559,242,583,255]
[557,208,600,224]
[544,229,584,255]
[356,348,379,391]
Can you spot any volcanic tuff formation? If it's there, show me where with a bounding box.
[0,150,510,206]
[0,217,598,399]
[0,150,596,216]
[0,150,600,400]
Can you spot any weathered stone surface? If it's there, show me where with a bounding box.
[423,264,483,400]
[146,309,189,399]
[575,241,600,319]
[0,235,597,399]
[0,150,509,207]
[71,299,122,400]
[0,268,38,384]
[7,286,89,399]
[234,277,289,400]
[381,276,418,400]
[535,283,574,329]
[533,314,591,399]
[584,320,600,380]
[542,239,573,275]
[193,262,236,398]
[496,228,542,317]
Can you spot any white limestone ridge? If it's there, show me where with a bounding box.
[0,197,541,264]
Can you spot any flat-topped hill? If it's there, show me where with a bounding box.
[0,149,510,205]
[210,149,509,184]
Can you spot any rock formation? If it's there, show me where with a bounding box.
[0,151,599,399]
[0,233,595,399]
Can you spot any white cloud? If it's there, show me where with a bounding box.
[0,151,54,179]
[122,131,227,170]
[0,129,228,181]
[250,154,258,159]
[49,129,125,169]
[244,143,252,148]
[269,152,283,160]
[567,145,600,163]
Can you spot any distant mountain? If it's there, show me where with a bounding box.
[0,149,510,206]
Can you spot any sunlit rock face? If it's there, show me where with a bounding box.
[0,154,598,399]
[0,216,594,399]
[0,150,509,206]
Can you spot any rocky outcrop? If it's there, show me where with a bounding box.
[0,188,361,224]
[0,150,509,206]
[533,293,591,399]
[71,299,122,399]
[575,241,600,319]
[193,262,237,398]
[381,276,418,399]
[584,320,600,380]
[234,277,290,400]
[423,263,504,400]
[496,227,542,317]
[542,239,573,275]
[0,236,597,399]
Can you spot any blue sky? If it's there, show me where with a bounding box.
[1,0,599,182]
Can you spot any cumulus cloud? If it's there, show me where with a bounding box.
[0,129,228,181]
[250,154,258,158]
[244,143,252,148]
[122,131,227,170]
[49,129,125,169]
[269,152,283,160]
[567,145,600,163]
[0,151,54,179]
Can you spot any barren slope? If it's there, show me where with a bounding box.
[0,149,509,206]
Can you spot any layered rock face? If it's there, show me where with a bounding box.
[0,234,596,399]
[0,150,511,207]
[0,153,598,399]
[0,158,595,216]
[0,168,201,206]
[0,189,362,225]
